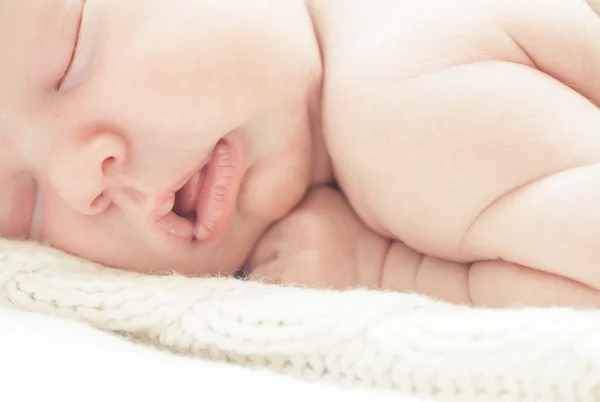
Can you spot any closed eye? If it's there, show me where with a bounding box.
[56,1,86,90]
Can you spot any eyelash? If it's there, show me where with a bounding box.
[56,3,85,90]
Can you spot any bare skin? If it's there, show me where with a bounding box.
[3,0,600,308]
[249,0,600,308]
[0,0,329,276]
[248,188,600,308]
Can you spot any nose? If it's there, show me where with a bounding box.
[48,131,127,215]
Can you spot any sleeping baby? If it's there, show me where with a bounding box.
[3,0,600,308]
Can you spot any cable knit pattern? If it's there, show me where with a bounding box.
[1,238,600,401]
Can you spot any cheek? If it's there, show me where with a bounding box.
[38,191,137,267]
[0,175,37,239]
[101,19,261,119]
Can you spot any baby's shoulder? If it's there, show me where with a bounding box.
[319,0,527,151]
[320,0,521,102]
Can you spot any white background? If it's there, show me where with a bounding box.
[0,307,425,402]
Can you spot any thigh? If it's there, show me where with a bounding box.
[469,260,600,308]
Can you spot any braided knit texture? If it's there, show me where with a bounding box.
[1,238,600,401]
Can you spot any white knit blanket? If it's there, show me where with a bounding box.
[1,238,599,402]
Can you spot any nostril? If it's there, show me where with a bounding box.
[102,156,118,175]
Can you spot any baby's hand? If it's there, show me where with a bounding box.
[245,186,387,289]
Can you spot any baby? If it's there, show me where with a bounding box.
[2,0,600,308]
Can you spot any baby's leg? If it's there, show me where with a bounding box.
[462,2,600,307]
[375,61,600,308]
[463,160,600,308]
[382,244,600,308]
[469,260,600,308]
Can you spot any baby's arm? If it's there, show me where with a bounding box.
[246,187,600,308]
[244,187,472,304]
[245,186,386,290]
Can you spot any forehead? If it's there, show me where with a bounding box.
[0,0,53,59]
[0,0,80,79]
[0,0,80,121]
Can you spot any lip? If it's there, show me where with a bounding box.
[147,137,245,246]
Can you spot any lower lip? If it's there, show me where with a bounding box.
[193,138,243,243]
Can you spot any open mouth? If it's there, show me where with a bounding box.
[171,164,205,228]
[153,139,241,243]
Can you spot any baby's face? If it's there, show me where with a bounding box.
[0,0,321,275]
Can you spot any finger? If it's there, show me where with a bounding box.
[246,222,286,270]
